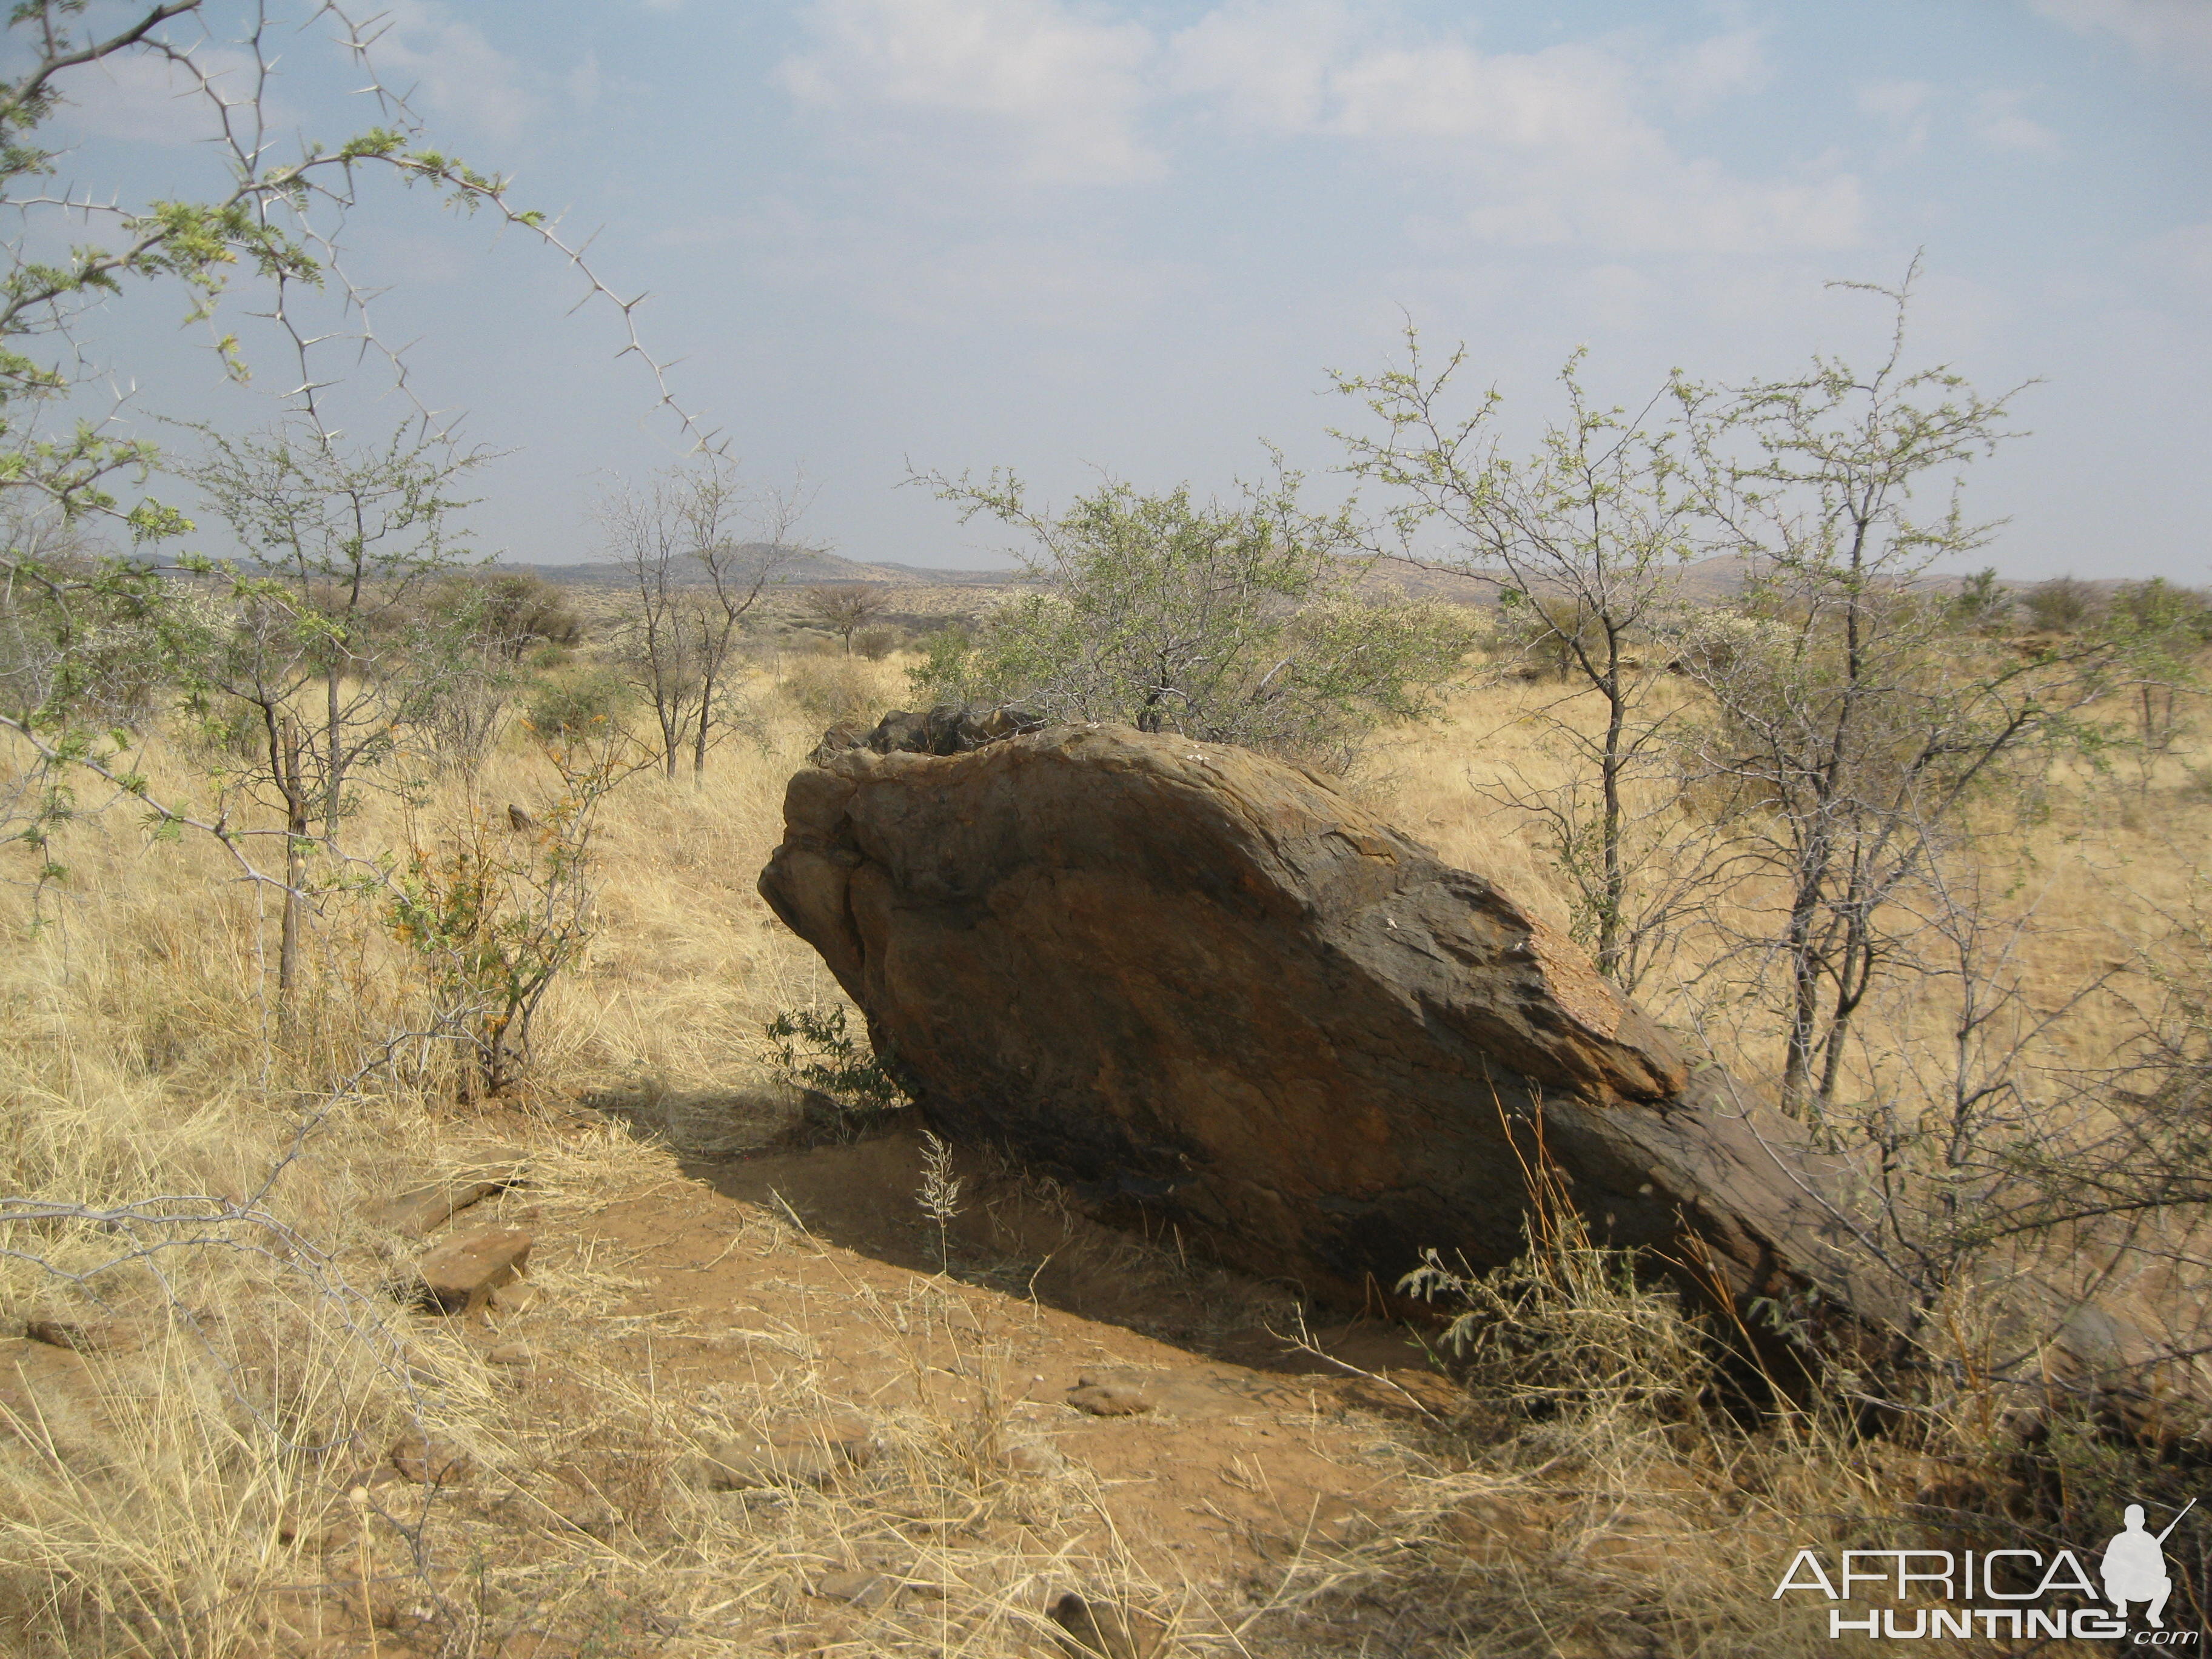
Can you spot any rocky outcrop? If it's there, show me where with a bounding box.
[759,719,1914,1343]
[810,702,1045,767]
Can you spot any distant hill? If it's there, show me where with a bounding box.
[510,550,2158,612]
[501,547,1031,589]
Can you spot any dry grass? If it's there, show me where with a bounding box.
[1,645,2207,1654]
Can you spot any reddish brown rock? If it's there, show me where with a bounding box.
[678,1416,877,1492]
[370,1146,529,1239]
[1065,1380,1155,1417]
[24,1318,135,1353]
[759,723,1905,1338]
[389,1436,472,1486]
[414,1228,532,1316]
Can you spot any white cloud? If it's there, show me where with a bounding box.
[53,47,262,146]
[374,1,537,141]
[703,196,1192,333]
[568,54,603,109]
[782,0,1161,184]
[777,1,1856,249]
[1659,29,1771,112]
[1972,89,2062,154]
[2026,0,2212,84]
[1167,0,1358,130]
[1166,7,1859,253]
[1857,79,1934,154]
[2137,220,2212,303]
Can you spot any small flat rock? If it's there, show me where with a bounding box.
[681,1438,839,1491]
[680,1418,877,1490]
[1066,1379,1155,1417]
[370,1147,528,1239]
[767,1417,877,1467]
[484,1341,537,1367]
[334,1463,406,1493]
[24,1318,132,1354]
[389,1436,471,1486]
[274,1503,350,1553]
[1003,1438,1068,1475]
[372,1178,501,1241]
[814,1570,894,1607]
[414,1228,532,1316]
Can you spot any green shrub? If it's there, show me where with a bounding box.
[766,1005,912,1141]
[910,470,1477,772]
[525,669,629,737]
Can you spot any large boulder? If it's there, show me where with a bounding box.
[759,720,1909,1341]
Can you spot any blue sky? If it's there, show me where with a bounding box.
[35,0,2212,577]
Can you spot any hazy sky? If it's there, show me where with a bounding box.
[36,0,2212,578]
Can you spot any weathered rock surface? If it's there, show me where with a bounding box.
[811,702,1044,768]
[677,1418,877,1492]
[758,722,1905,1338]
[370,1145,529,1239]
[414,1228,533,1316]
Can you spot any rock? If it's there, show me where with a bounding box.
[275,1492,358,1553]
[679,1421,873,1492]
[374,1181,500,1240]
[1047,1592,1164,1659]
[1003,1437,1068,1475]
[758,722,1904,1344]
[371,1147,528,1240]
[389,1436,471,1486]
[809,702,1044,768]
[813,1569,894,1607]
[413,1228,532,1316]
[24,1318,135,1354]
[484,1341,537,1367]
[683,1439,835,1490]
[1065,1378,1155,1417]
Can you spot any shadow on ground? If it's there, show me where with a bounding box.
[581,1077,1452,1390]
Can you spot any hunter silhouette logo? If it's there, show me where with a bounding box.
[2105,1500,2193,1630]
[1774,1497,2202,1641]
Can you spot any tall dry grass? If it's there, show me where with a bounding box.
[0,651,904,1654]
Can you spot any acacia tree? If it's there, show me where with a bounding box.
[1333,336,1721,990]
[800,583,890,655]
[184,423,487,831]
[693,478,811,771]
[432,569,583,665]
[600,460,801,778]
[1682,264,2115,1122]
[913,460,1476,771]
[0,0,710,877]
[2100,578,2212,779]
